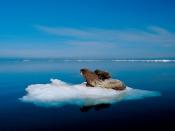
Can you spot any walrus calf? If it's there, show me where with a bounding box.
[80,68,126,90]
[94,69,111,80]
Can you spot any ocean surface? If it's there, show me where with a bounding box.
[0,58,175,131]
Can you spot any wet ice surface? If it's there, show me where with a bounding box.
[21,79,160,107]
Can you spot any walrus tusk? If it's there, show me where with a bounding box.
[80,72,83,76]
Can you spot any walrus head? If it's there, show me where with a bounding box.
[80,68,89,76]
[80,68,99,87]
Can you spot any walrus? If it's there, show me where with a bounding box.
[80,68,126,90]
[94,69,111,80]
[80,68,99,87]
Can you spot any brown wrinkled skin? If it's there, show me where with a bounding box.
[80,68,99,87]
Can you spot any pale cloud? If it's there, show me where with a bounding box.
[64,40,117,48]
[35,25,93,38]
[1,26,174,58]
[0,42,117,58]
[36,25,175,45]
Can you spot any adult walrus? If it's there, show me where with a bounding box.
[80,68,126,90]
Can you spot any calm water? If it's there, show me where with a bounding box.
[0,59,175,131]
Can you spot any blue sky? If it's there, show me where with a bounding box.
[0,0,175,58]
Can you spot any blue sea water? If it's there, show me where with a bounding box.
[0,59,175,131]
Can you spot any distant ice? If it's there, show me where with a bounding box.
[111,59,175,63]
[63,59,175,62]
[21,79,160,107]
[22,59,31,62]
[63,59,103,62]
